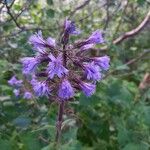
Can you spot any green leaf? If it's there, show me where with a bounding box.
[46,9,55,18]
[118,127,130,146]
[47,0,53,5]
[21,132,42,150]
[137,0,145,5]
[123,142,149,150]
[0,138,11,150]
[13,116,31,128]
[116,64,129,70]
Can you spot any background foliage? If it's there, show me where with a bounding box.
[0,0,150,149]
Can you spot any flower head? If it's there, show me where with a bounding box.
[93,55,110,70]
[58,79,74,99]
[83,62,102,81]
[32,80,50,97]
[65,19,80,35]
[21,57,39,74]
[29,31,46,49]
[87,30,104,44]
[18,19,110,101]
[8,76,22,86]
[23,91,33,99]
[79,82,96,97]
[47,53,68,79]
[13,89,20,96]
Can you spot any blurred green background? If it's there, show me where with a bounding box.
[0,0,150,149]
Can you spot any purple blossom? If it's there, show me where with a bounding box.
[65,19,80,35]
[46,37,56,47]
[21,57,39,74]
[58,79,74,99]
[86,30,104,44]
[23,91,33,99]
[30,77,37,86]
[79,82,96,97]
[83,62,102,81]
[47,53,68,79]
[32,80,50,97]
[34,47,46,54]
[8,76,22,86]
[80,44,94,51]
[93,55,110,70]
[13,89,20,96]
[29,31,46,49]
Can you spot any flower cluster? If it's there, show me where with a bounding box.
[10,19,110,101]
[8,76,33,99]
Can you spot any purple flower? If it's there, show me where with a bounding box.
[13,89,20,96]
[8,76,22,86]
[46,37,56,47]
[93,55,110,70]
[83,62,102,81]
[65,19,80,35]
[47,53,68,79]
[32,80,50,97]
[80,44,94,51]
[79,82,96,97]
[29,31,46,49]
[58,79,74,99]
[23,91,33,99]
[86,30,104,44]
[30,77,37,86]
[21,57,39,74]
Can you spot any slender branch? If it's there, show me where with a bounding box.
[139,73,150,90]
[105,49,150,78]
[77,2,107,22]
[9,0,16,8]
[112,0,129,40]
[113,10,150,45]
[94,9,150,51]
[103,0,110,30]
[69,0,91,19]
[4,0,23,30]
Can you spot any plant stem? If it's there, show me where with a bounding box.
[55,101,64,143]
[63,45,67,66]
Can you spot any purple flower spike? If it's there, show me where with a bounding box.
[47,53,68,79]
[93,55,110,70]
[58,79,74,99]
[33,81,50,97]
[21,57,39,74]
[84,62,102,81]
[23,91,33,99]
[65,19,80,35]
[87,30,104,44]
[13,89,20,96]
[29,31,46,49]
[80,82,96,97]
[8,76,22,86]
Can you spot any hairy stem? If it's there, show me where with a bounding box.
[55,43,66,144]
[63,45,67,66]
[55,101,64,143]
